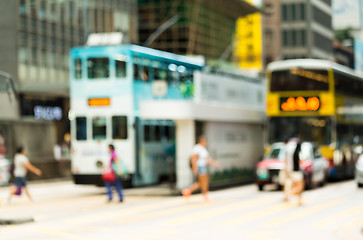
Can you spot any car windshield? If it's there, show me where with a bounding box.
[268,148,282,159]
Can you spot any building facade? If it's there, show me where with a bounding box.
[263,0,333,66]
[262,0,282,67]
[0,0,137,178]
[138,0,258,60]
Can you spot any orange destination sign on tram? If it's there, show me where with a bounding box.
[88,98,111,107]
[280,96,320,111]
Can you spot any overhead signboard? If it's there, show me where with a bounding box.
[86,33,124,46]
[235,0,262,71]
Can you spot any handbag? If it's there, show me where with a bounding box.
[102,170,116,182]
[15,185,22,196]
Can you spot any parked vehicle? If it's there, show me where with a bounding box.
[355,154,363,188]
[256,141,329,191]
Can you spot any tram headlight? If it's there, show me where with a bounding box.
[68,110,75,121]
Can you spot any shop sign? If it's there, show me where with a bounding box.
[34,105,63,120]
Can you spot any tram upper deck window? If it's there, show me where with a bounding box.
[141,66,149,82]
[270,69,329,91]
[74,58,82,79]
[75,117,87,140]
[154,67,167,81]
[112,116,128,139]
[115,59,126,78]
[87,57,109,79]
[92,117,107,140]
[168,64,179,84]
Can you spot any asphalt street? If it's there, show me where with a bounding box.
[0,180,362,240]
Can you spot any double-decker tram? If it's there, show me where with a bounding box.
[266,59,363,180]
[69,44,204,186]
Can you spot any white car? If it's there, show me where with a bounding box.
[355,154,363,188]
[256,141,329,190]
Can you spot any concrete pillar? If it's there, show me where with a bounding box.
[175,119,195,190]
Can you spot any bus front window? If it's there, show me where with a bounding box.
[269,117,332,145]
[270,69,329,92]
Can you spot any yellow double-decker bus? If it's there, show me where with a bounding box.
[266,59,363,180]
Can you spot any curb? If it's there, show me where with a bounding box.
[0,217,34,225]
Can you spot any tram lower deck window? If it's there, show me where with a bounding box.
[112,116,128,139]
[92,117,107,140]
[75,117,87,140]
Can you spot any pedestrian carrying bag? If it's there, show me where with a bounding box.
[102,170,116,182]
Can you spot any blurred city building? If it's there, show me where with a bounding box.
[0,0,260,182]
[0,0,137,179]
[262,0,333,66]
[137,0,258,60]
[333,39,354,68]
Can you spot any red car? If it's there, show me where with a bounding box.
[256,141,328,191]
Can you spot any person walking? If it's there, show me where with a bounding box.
[284,141,304,205]
[182,136,220,202]
[8,146,42,203]
[104,144,124,203]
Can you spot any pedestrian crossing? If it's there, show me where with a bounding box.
[61,188,363,238]
[1,182,363,240]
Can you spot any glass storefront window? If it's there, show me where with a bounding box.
[112,116,128,139]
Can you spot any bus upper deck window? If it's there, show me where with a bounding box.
[112,116,128,139]
[92,117,107,140]
[75,117,87,140]
[87,58,109,79]
[74,58,82,79]
[116,60,126,78]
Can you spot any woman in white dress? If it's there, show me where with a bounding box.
[182,136,220,202]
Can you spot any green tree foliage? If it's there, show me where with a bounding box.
[335,27,354,43]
